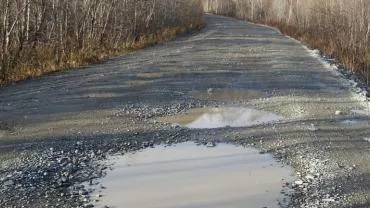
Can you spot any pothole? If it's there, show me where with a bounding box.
[89,142,293,208]
[160,107,282,129]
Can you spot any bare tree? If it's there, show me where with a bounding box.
[0,0,204,85]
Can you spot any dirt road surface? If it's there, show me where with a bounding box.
[0,15,369,207]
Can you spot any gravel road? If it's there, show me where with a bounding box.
[0,14,369,208]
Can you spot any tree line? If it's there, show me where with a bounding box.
[203,0,370,85]
[0,0,204,85]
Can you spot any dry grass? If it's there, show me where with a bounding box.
[260,19,370,85]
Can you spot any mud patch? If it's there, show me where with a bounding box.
[160,107,282,129]
[90,142,293,208]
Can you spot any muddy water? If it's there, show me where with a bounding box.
[92,142,293,208]
[161,107,282,129]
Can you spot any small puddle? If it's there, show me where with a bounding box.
[161,107,282,129]
[339,120,362,125]
[90,142,293,208]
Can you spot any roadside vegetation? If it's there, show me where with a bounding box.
[0,0,204,85]
[203,0,370,86]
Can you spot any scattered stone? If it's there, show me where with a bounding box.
[305,174,315,182]
[79,190,88,196]
[206,141,216,148]
[83,203,94,208]
[335,110,342,116]
[3,180,14,186]
[322,198,335,202]
[308,124,318,131]
[294,180,304,186]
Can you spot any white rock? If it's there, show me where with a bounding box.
[335,110,342,115]
[322,198,335,202]
[294,180,303,185]
[305,174,315,181]
[206,142,216,148]
[308,124,318,131]
[3,180,14,186]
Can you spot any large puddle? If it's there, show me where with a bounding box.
[160,107,282,129]
[91,142,293,208]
